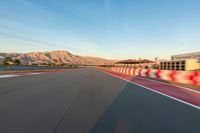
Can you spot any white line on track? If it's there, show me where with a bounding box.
[137,76,200,94]
[98,70,200,110]
[0,72,43,78]
[0,75,19,78]
[30,73,42,75]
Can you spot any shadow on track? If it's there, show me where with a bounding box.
[89,82,200,133]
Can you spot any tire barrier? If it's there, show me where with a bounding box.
[107,67,200,86]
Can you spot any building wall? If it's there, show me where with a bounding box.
[186,59,200,71]
[160,59,200,71]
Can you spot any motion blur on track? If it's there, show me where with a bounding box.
[0,68,199,133]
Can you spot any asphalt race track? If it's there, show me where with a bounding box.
[0,68,199,133]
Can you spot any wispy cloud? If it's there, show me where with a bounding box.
[104,0,112,35]
[16,0,51,17]
[0,20,75,50]
[0,20,53,45]
[0,31,62,48]
[0,20,114,58]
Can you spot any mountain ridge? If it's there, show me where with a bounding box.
[0,50,117,65]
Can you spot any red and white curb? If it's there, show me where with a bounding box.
[109,67,200,86]
[97,68,200,110]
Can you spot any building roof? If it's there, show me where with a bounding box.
[172,52,200,57]
[116,59,154,64]
[160,59,199,62]
[171,52,200,60]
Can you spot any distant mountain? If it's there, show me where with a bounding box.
[0,50,116,65]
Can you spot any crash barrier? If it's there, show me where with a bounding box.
[104,67,200,86]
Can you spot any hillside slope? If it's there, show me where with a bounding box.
[0,51,116,65]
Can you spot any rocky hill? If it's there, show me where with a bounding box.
[0,50,116,65]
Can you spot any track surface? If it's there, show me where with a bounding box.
[0,68,199,133]
[98,68,200,108]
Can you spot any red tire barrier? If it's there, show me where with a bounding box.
[107,67,200,86]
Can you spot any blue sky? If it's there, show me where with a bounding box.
[0,0,200,59]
